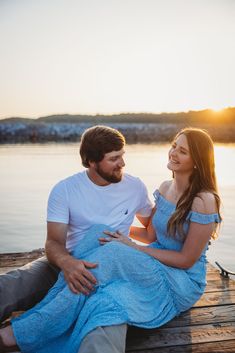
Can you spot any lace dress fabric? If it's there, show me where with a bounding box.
[12,191,220,353]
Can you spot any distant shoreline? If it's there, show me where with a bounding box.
[1,109,235,143]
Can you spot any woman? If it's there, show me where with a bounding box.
[0,127,221,352]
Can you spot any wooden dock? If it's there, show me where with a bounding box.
[0,250,235,353]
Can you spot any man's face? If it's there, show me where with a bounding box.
[94,149,125,183]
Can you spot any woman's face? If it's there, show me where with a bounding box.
[167,133,194,174]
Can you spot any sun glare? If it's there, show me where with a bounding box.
[211,107,225,114]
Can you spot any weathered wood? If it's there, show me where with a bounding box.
[206,263,222,274]
[205,279,235,293]
[163,305,235,327]
[0,266,20,274]
[126,322,235,349]
[206,272,228,280]
[1,249,235,353]
[0,249,45,274]
[0,249,45,267]
[127,339,235,352]
[126,305,235,348]
[195,290,235,307]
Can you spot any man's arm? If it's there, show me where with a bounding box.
[46,222,98,295]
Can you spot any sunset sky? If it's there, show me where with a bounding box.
[0,0,234,119]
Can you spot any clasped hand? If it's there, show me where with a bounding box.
[99,230,133,246]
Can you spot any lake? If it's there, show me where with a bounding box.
[0,143,234,272]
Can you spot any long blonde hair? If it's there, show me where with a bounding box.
[167,127,221,239]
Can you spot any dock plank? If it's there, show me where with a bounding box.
[195,290,235,307]
[126,322,235,349]
[127,339,235,353]
[205,279,235,293]
[163,304,235,327]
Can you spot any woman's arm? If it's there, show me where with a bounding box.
[130,207,157,244]
[106,192,218,269]
[129,226,151,244]
[131,192,218,269]
[103,222,214,269]
[132,221,214,269]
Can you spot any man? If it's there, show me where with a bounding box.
[0,125,153,353]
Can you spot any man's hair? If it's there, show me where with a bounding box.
[80,125,125,167]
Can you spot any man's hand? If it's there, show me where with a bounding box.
[61,257,98,295]
[46,222,98,295]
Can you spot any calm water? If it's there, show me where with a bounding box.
[0,143,234,272]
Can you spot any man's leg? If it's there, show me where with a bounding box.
[79,324,127,353]
[0,256,59,322]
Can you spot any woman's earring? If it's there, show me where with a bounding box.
[194,165,197,169]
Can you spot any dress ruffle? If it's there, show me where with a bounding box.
[153,189,221,224]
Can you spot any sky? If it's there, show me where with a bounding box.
[0,0,235,119]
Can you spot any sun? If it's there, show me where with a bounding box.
[212,109,223,114]
[210,106,225,114]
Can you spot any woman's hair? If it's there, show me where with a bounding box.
[167,127,221,239]
[80,125,125,168]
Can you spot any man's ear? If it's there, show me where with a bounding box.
[88,160,96,168]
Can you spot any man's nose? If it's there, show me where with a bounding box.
[119,158,125,167]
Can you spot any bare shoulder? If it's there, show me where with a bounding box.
[192,192,217,214]
[159,180,172,194]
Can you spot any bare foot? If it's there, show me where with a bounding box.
[0,325,17,347]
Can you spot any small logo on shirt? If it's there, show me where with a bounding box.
[124,209,128,215]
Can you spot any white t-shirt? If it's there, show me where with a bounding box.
[47,171,153,251]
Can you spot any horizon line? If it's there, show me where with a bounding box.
[1,106,234,121]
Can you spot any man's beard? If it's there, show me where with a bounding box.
[95,164,123,183]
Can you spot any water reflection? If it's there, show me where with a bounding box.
[0,143,234,271]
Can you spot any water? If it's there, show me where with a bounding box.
[0,143,234,272]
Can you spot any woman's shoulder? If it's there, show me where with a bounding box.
[158,180,172,194]
[191,191,217,214]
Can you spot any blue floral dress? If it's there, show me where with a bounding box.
[12,190,220,353]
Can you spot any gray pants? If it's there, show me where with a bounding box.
[0,256,59,322]
[0,257,127,353]
[79,325,127,353]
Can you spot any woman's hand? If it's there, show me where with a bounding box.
[99,230,134,247]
